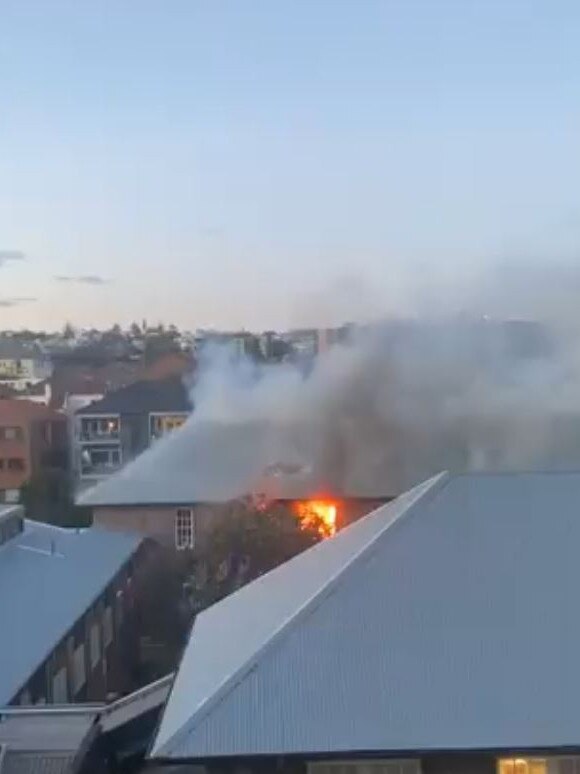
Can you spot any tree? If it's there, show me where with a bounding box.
[62,321,75,340]
[130,321,142,337]
[194,498,325,609]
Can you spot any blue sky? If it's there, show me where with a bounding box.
[1,0,579,330]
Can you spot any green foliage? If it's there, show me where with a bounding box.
[198,499,323,608]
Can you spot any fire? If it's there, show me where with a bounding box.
[292,499,337,538]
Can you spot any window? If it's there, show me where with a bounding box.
[52,667,68,703]
[81,446,121,474]
[499,760,580,774]
[115,589,124,629]
[4,489,20,503]
[175,508,195,550]
[89,622,101,669]
[103,606,113,648]
[309,762,421,774]
[72,644,86,695]
[150,413,187,440]
[499,761,546,774]
[7,458,24,471]
[0,426,22,441]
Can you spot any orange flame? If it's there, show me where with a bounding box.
[292,499,337,538]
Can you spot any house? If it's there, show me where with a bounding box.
[0,504,149,706]
[0,399,67,504]
[77,420,390,552]
[150,470,580,774]
[73,377,192,488]
[0,338,52,392]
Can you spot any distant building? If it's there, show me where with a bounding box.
[73,377,192,488]
[150,471,580,772]
[0,505,148,706]
[0,399,67,504]
[0,338,52,393]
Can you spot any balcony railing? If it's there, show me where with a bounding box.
[79,430,120,443]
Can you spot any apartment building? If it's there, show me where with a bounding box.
[0,399,67,504]
[73,377,191,487]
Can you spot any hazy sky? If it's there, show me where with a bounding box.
[1,0,579,331]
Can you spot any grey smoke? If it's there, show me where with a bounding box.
[83,257,580,500]
[85,317,580,502]
[54,275,111,285]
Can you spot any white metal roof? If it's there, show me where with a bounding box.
[152,470,580,759]
[151,474,443,757]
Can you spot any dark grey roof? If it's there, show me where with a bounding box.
[75,376,191,416]
[152,471,580,759]
[0,339,44,360]
[77,419,391,507]
[0,522,141,705]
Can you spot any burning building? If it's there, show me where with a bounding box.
[77,420,391,552]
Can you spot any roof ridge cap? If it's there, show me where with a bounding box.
[161,471,450,756]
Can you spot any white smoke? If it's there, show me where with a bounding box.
[84,258,580,501]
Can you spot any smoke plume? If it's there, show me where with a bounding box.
[81,258,580,502]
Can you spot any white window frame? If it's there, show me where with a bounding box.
[308,762,421,774]
[175,508,195,550]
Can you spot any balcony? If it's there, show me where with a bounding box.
[80,446,121,478]
[78,416,120,443]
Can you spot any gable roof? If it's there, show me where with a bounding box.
[75,376,191,416]
[0,517,141,705]
[151,470,580,760]
[77,419,392,507]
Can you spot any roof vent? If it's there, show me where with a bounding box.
[0,506,24,547]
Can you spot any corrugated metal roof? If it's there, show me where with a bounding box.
[152,471,580,759]
[151,474,444,757]
[0,521,141,706]
[75,376,191,416]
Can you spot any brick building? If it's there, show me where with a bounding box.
[0,399,67,504]
[0,504,151,707]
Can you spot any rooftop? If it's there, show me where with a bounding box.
[75,376,191,417]
[0,399,63,422]
[0,339,44,361]
[151,470,580,760]
[0,510,141,705]
[77,420,391,508]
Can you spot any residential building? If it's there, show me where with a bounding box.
[0,399,67,504]
[77,421,390,551]
[0,338,52,393]
[73,377,192,487]
[150,470,580,772]
[0,504,149,707]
